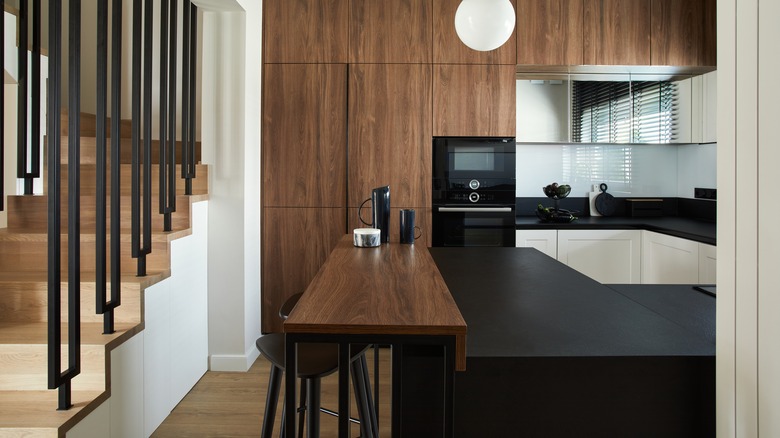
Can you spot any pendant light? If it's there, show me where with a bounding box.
[454,0,516,52]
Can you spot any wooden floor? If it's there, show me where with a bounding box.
[152,348,392,437]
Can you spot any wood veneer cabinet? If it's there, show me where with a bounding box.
[432,0,517,64]
[262,64,347,208]
[349,0,432,63]
[348,64,432,209]
[583,0,651,65]
[263,0,348,63]
[261,207,346,333]
[651,0,716,66]
[433,64,516,137]
[517,0,584,65]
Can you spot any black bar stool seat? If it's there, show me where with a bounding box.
[257,294,378,438]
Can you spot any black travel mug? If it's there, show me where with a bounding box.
[400,209,418,244]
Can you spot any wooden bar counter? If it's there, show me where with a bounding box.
[283,235,467,437]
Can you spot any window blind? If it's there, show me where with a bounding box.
[572,81,678,143]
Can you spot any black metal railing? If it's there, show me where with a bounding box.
[24,0,201,410]
[1,0,5,212]
[16,0,41,195]
[132,0,152,277]
[158,0,175,232]
[47,0,81,411]
[182,0,198,196]
[95,0,123,335]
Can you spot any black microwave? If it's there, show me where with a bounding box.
[432,137,516,181]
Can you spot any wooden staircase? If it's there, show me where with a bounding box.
[0,111,208,437]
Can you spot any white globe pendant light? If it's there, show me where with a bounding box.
[454,0,516,52]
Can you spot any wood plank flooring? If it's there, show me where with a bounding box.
[152,347,392,437]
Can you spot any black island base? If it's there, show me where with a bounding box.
[421,247,715,438]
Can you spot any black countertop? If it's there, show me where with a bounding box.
[516,215,716,245]
[430,247,715,358]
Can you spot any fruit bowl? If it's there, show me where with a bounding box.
[542,183,571,200]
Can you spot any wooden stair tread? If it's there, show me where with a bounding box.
[1,111,208,434]
[0,389,106,431]
[0,322,139,346]
[0,268,170,285]
[0,228,190,244]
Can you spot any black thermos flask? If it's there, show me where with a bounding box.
[400,209,416,244]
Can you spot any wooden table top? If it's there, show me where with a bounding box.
[285,235,467,370]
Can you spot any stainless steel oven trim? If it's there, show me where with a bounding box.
[437,207,513,213]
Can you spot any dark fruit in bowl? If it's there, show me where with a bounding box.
[543,183,571,199]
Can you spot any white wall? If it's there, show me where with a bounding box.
[200,0,261,372]
[717,0,780,435]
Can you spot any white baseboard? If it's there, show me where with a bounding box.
[209,345,260,372]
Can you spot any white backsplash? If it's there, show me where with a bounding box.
[516,143,717,199]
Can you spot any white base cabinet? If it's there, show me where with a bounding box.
[557,230,642,284]
[698,243,717,284]
[641,231,700,284]
[516,230,558,259]
[516,228,715,285]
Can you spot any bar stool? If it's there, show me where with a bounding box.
[257,294,378,438]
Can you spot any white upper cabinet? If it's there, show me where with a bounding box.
[691,71,717,143]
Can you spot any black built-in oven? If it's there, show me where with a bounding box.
[432,137,516,247]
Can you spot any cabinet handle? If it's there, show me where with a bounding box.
[437,207,513,213]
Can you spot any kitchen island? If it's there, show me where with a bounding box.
[429,247,714,437]
[284,235,467,438]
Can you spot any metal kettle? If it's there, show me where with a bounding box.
[359,185,390,243]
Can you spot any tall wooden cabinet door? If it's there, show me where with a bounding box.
[583,0,651,65]
[517,0,583,65]
[263,0,348,63]
[432,0,517,64]
[651,0,705,66]
[348,64,433,209]
[433,64,516,137]
[261,207,346,333]
[262,64,347,208]
[700,0,716,66]
[350,0,433,63]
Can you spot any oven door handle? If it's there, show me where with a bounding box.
[437,207,514,213]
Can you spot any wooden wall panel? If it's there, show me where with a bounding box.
[701,0,717,66]
[433,64,516,137]
[348,207,432,248]
[650,0,701,66]
[263,0,348,63]
[583,0,651,65]
[517,0,583,66]
[433,0,517,64]
[349,0,432,63]
[262,64,347,208]
[348,64,432,209]
[261,208,346,333]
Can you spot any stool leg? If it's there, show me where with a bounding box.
[298,379,306,438]
[351,356,375,438]
[360,354,379,437]
[306,378,321,438]
[279,399,286,438]
[262,365,283,438]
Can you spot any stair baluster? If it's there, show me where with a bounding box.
[1,0,4,211]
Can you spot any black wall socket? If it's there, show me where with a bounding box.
[694,188,717,200]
